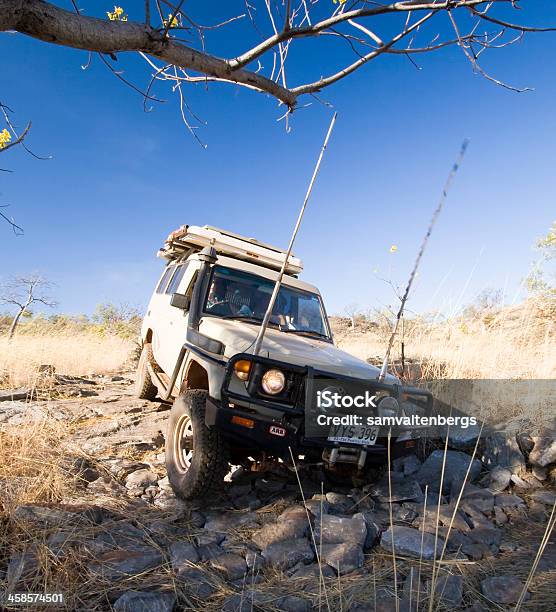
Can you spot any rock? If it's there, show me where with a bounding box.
[261,538,314,569]
[516,432,535,455]
[460,487,494,514]
[222,591,266,612]
[13,504,102,528]
[113,591,176,612]
[47,532,75,558]
[6,548,39,586]
[304,498,330,517]
[197,543,225,561]
[369,478,424,503]
[360,512,381,549]
[254,477,286,494]
[481,433,525,475]
[204,511,259,533]
[252,517,307,549]
[0,388,31,402]
[210,553,247,580]
[89,546,163,580]
[529,433,556,467]
[392,454,422,476]
[276,595,311,612]
[290,562,336,579]
[320,542,364,575]
[176,566,216,598]
[429,574,463,607]
[532,465,548,481]
[195,531,226,547]
[314,513,367,548]
[530,489,556,505]
[380,526,445,560]
[168,541,199,570]
[416,450,481,494]
[111,375,125,382]
[495,493,525,508]
[493,507,508,526]
[448,422,483,451]
[480,576,529,604]
[125,469,159,489]
[325,492,353,514]
[245,551,264,572]
[487,466,512,493]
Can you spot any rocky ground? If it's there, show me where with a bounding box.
[0,374,555,611]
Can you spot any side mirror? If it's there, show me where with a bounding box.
[170,292,191,311]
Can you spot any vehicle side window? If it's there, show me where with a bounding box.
[155,265,175,294]
[166,262,189,294]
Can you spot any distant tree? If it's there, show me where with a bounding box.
[0,276,57,339]
[344,302,360,330]
[527,220,556,296]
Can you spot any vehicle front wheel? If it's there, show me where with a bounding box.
[135,343,158,401]
[165,389,229,499]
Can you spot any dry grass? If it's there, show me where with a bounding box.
[334,298,555,380]
[0,333,134,389]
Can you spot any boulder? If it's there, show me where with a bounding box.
[480,576,529,604]
[530,490,556,506]
[448,423,483,451]
[275,596,312,612]
[210,553,247,581]
[416,450,481,494]
[487,466,512,493]
[529,433,556,467]
[168,541,199,570]
[320,542,364,574]
[176,566,216,598]
[481,433,525,475]
[429,574,463,607]
[88,545,163,580]
[369,478,424,503]
[252,517,307,549]
[314,513,367,548]
[325,492,353,514]
[494,493,525,509]
[261,538,314,569]
[125,469,159,489]
[113,591,176,612]
[380,526,445,560]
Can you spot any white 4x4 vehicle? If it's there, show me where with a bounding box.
[137,225,431,499]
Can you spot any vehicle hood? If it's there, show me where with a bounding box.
[198,317,397,383]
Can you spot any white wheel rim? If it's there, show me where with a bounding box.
[175,414,194,471]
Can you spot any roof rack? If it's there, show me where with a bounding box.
[157,225,303,275]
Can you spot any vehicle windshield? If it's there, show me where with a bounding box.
[203,266,330,339]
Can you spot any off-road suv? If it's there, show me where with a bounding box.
[137,225,431,499]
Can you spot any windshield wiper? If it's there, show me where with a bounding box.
[222,315,279,328]
[279,328,330,340]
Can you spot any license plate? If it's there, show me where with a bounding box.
[327,424,379,446]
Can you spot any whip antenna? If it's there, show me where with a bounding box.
[378,139,469,381]
[252,112,338,356]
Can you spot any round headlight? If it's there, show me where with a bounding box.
[377,396,400,418]
[261,369,286,395]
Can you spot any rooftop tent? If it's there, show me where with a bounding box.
[157,225,303,276]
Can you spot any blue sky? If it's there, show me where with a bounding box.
[1,2,555,317]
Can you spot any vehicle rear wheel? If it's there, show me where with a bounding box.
[135,343,158,400]
[165,389,229,499]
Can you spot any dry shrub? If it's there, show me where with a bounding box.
[334,297,555,380]
[0,419,78,514]
[0,333,134,389]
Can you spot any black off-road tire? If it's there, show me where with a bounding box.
[135,344,158,401]
[165,389,229,500]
